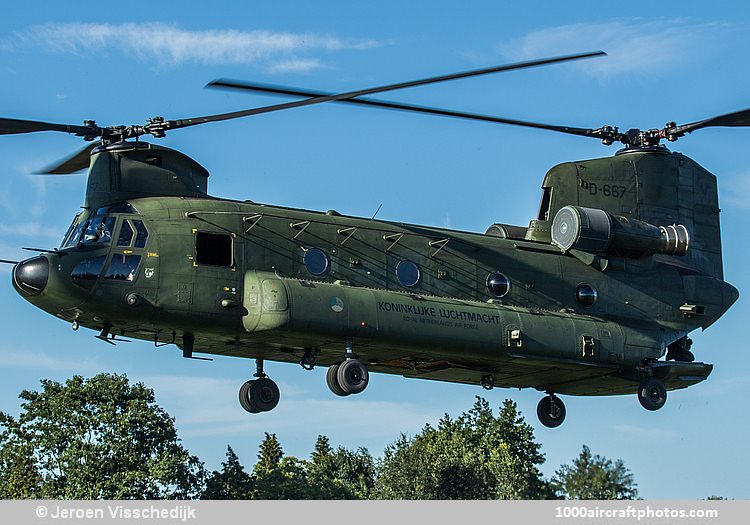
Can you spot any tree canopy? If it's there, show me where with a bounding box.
[374,397,552,499]
[0,374,640,500]
[551,445,638,500]
[0,374,204,499]
[202,446,253,499]
[307,435,375,499]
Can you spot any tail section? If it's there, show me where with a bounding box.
[530,148,725,278]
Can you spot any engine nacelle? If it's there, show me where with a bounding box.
[551,205,689,257]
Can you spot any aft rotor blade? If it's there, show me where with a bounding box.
[208,79,600,139]
[36,143,97,175]
[172,51,606,130]
[669,107,750,136]
[0,117,99,137]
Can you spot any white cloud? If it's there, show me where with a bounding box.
[499,18,731,79]
[266,58,325,75]
[0,346,103,373]
[13,23,380,72]
[0,173,62,245]
[141,373,443,440]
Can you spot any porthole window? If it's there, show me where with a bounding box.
[486,271,510,298]
[396,260,421,287]
[576,283,598,308]
[304,247,329,276]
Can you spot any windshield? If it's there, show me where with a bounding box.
[82,215,116,245]
[60,211,89,249]
[61,204,139,249]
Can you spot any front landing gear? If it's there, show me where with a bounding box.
[326,339,369,396]
[238,359,280,414]
[637,377,667,411]
[537,394,566,428]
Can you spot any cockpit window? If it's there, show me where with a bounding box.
[61,203,139,249]
[82,216,116,245]
[60,213,83,249]
[61,211,93,249]
[70,256,106,289]
[133,220,148,248]
[105,254,142,282]
[117,221,134,247]
[106,202,137,214]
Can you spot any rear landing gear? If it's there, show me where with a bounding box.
[537,393,566,428]
[238,358,280,414]
[326,339,369,396]
[637,377,667,411]
[326,364,349,397]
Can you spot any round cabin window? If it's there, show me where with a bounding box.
[576,283,598,308]
[486,272,510,298]
[304,247,329,276]
[396,260,421,287]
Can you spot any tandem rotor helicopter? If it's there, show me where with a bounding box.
[1,51,741,427]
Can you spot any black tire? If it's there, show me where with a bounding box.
[537,395,566,428]
[249,377,280,412]
[638,378,667,411]
[327,363,349,397]
[239,380,261,413]
[337,359,369,395]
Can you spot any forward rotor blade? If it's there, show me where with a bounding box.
[36,143,97,175]
[173,51,606,130]
[208,79,600,140]
[0,117,99,137]
[670,107,750,136]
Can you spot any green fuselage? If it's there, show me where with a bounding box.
[11,143,739,397]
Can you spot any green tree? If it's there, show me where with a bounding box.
[483,398,552,499]
[0,374,205,499]
[251,433,310,499]
[0,424,41,498]
[202,446,253,499]
[552,445,638,500]
[307,435,375,499]
[374,397,550,500]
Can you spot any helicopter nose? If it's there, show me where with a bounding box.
[12,256,49,296]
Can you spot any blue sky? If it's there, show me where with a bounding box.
[1,2,749,499]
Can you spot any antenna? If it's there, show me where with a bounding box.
[371,203,383,220]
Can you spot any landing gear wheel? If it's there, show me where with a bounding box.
[327,363,349,397]
[337,359,369,394]
[537,395,566,428]
[239,380,261,413]
[638,378,667,411]
[249,377,280,412]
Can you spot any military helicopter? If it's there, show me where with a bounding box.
[1,50,741,427]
